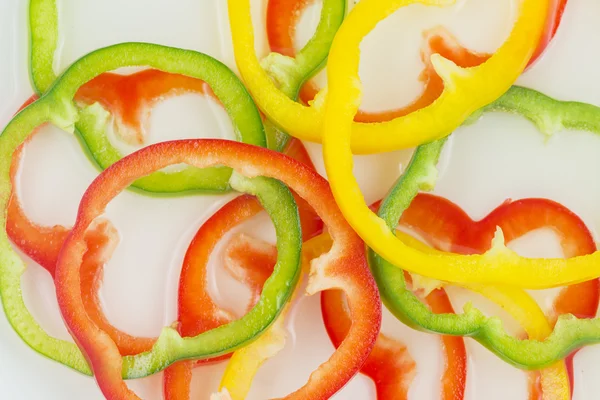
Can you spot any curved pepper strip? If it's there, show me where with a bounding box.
[29,0,342,154]
[9,145,306,360]
[0,42,271,373]
[52,139,379,398]
[215,234,310,400]
[162,202,285,400]
[75,69,216,146]
[268,0,565,122]
[29,0,59,94]
[163,139,322,400]
[400,194,599,396]
[323,272,465,398]
[325,70,600,289]
[56,156,303,399]
[231,0,547,153]
[397,231,570,400]
[27,5,267,193]
[219,215,466,400]
[361,88,600,369]
[266,0,323,108]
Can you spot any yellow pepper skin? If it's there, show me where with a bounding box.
[229,0,547,154]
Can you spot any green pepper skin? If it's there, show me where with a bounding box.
[371,86,600,370]
[29,37,267,193]
[121,172,302,377]
[27,0,346,154]
[0,42,305,376]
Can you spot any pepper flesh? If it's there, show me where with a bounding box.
[231,0,547,153]
[372,141,600,370]
[56,159,303,399]
[164,138,322,399]
[326,79,600,288]
[52,139,379,398]
[268,1,565,122]
[221,206,466,400]
[216,234,308,400]
[0,41,276,375]
[396,230,571,400]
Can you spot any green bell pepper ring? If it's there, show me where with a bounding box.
[27,7,267,193]
[0,41,274,374]
[261,0,346,151]
[371,85,600,370]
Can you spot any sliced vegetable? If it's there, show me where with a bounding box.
[267,0,566,120]
[232,0,547,153]
[164,138,322,399]
[52,139,379,398]
[216,233,305,400]
[326,81,600,288]
[369,97,600,368]
[395,229,572,399]
[0,42,272,375]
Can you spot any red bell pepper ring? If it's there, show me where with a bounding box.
[54,139,380,399]
[164,137,322,399]
[227,201,467,400]
[267,0,567,121]
[400,193,598,397]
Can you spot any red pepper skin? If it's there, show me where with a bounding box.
[228,199,467,400]
[266,0,566,121]
[400,194,598,398]
[164,138,323,399]
[425,289,468,400]
[75,69,215,145]
[163,195,264,400]
[55,139,380,400]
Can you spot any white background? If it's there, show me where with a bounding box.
[1,0,600,398]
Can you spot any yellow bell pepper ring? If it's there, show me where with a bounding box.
[229,0,548,154]
[319,0,600,289]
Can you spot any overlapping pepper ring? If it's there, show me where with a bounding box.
[28,0,341,155]
[54,139,379,398]
[0,42,272,373]
[324,40,600,290]
[358,86,600,370]
[229,0,547,153]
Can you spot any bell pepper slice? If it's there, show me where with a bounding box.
[215,234,309,400]
[269,7,566,122]
[164,139,323,400]
[56,156,303,398]
[51,139,379,398]
[325,75,600,288]
[163,199,279,400]
[220,214,466,399]
[231,0,547,153]
[75,69,216,146]
[398,231,571,399]
[28,4,267,193]
[368,96,600,369]
[0,41,272,373]
[29,0,59,94]
[266,0,324,108]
